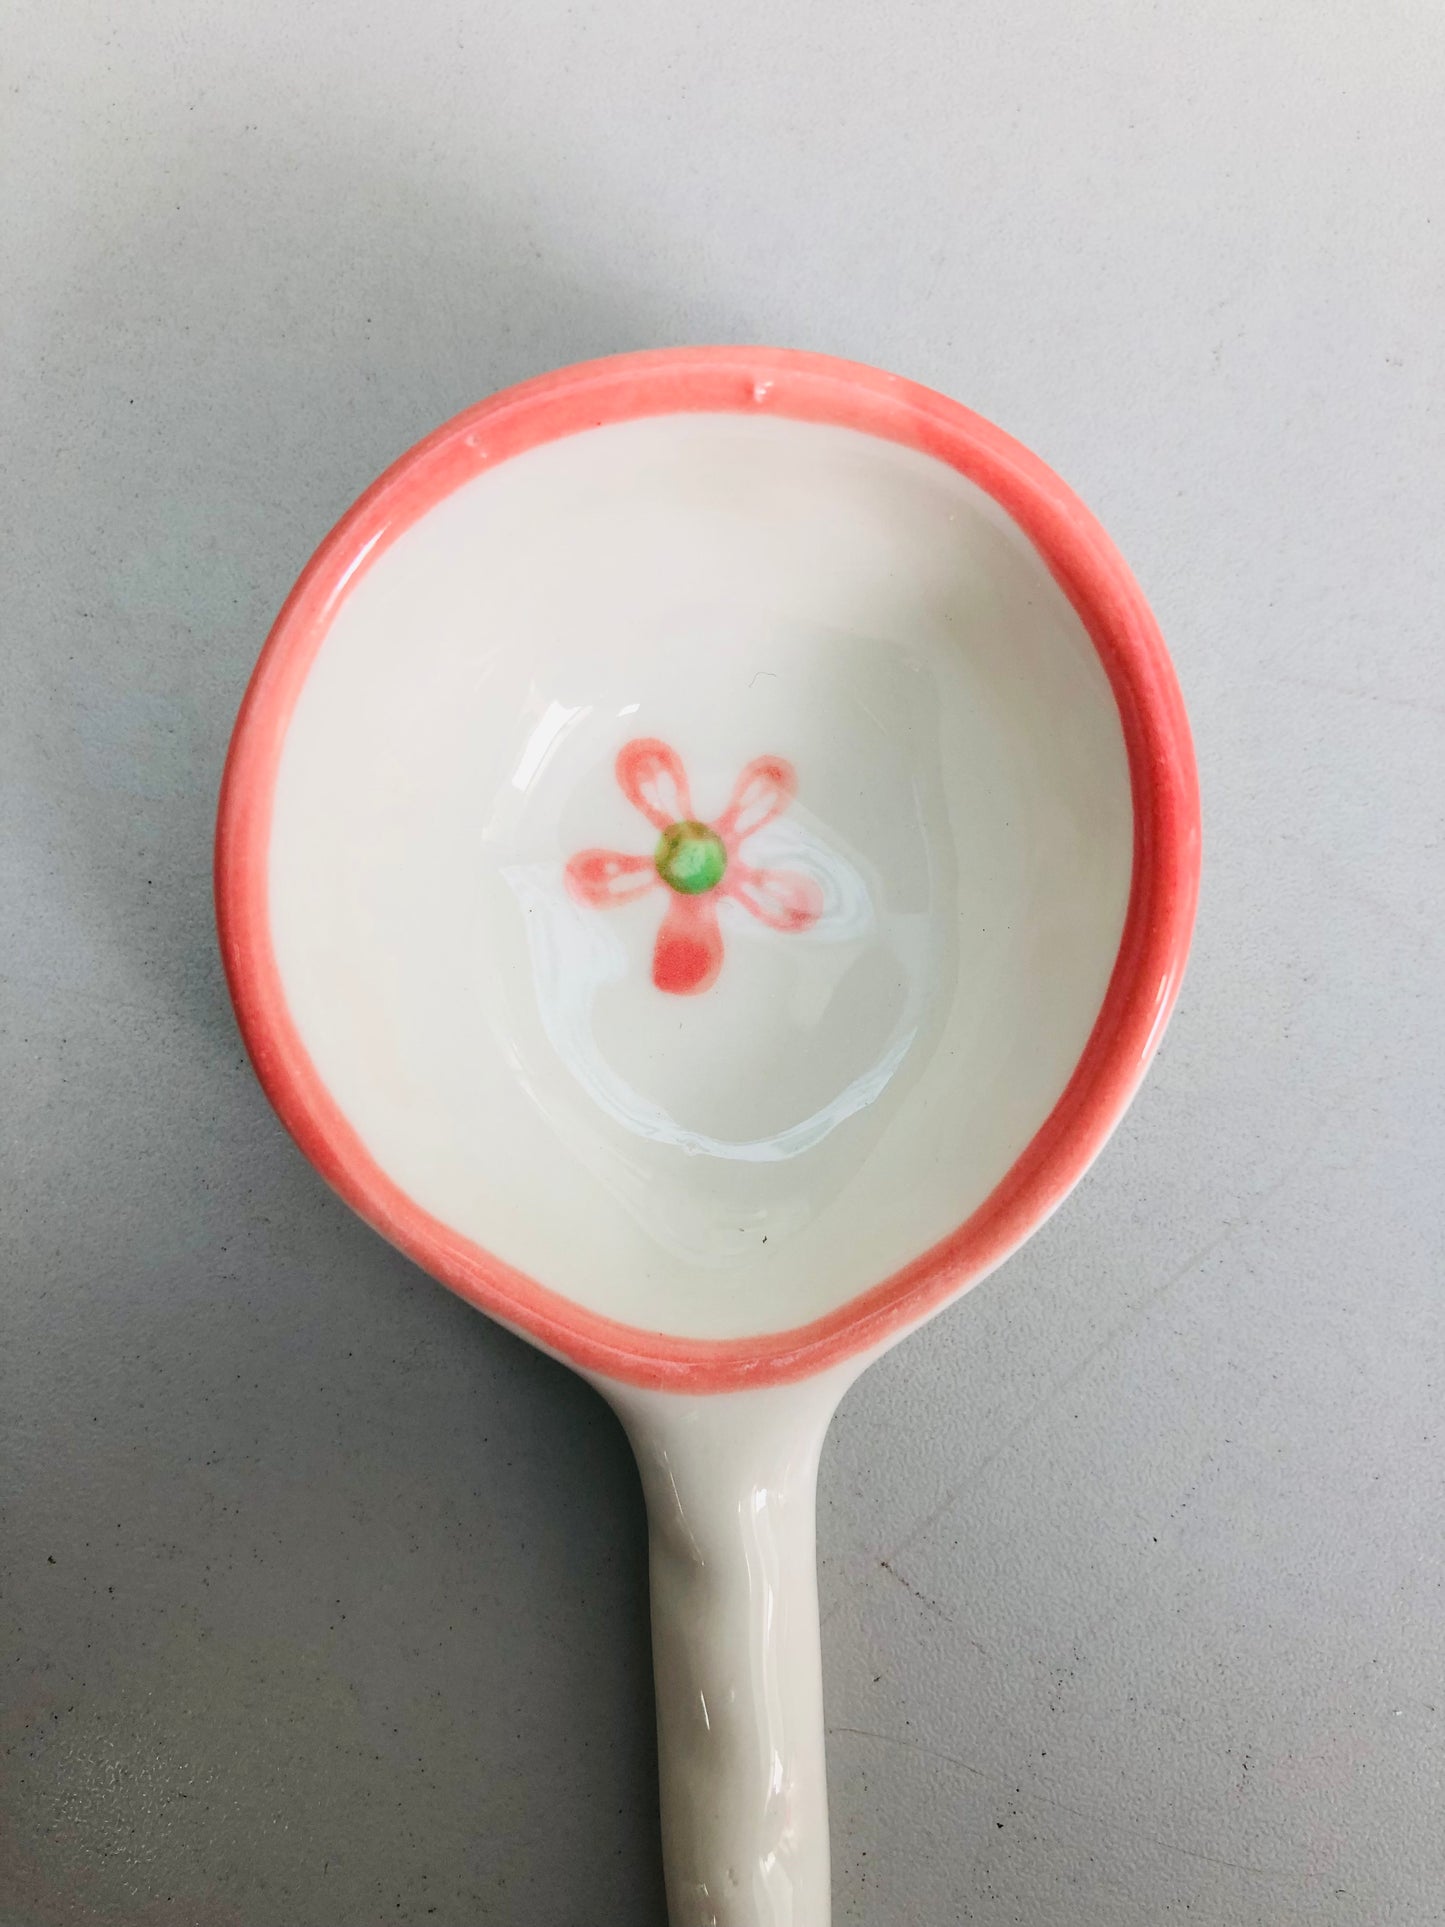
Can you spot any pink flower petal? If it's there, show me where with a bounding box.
[617,738,693,830]
[652,892,724,995]
[727,864,823,932]
[565,849,659,907]
[713,755,797,848]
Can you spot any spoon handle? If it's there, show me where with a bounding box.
[609,1369,851,1927]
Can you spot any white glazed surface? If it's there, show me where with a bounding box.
[264,403,1141,1927]
[269,411,1132,1341]
[609,1364,866,1927]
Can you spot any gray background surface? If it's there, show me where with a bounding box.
[3,4,1442,1923]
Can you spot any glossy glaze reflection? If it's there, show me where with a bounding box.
[491,686,959,1267]
[611,1366,859,1927]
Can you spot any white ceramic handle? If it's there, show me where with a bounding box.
[607,1370,853,1927]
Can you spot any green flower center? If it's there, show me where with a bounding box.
[655,820,727,895]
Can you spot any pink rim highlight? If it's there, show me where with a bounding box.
[215,347,1200,1392]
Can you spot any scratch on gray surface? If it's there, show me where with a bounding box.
[829,1726,987,1779]
[1319,862,1439,953]
[1263,672,1445,718]
[846,1148,1319,1595]
[1018,1787,1297,1883]
[877,1557,947,1620]
[829,1727,1296,1880]
[876,1558,992,1652]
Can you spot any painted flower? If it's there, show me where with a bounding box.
[565,738,823,995]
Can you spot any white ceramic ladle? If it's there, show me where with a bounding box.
[217,348,1198,1927]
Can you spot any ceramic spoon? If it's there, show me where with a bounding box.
[216,347,1199,1927]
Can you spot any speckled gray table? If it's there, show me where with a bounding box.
[4,5,1442,1923]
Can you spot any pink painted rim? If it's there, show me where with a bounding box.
[216,347,1200,1392]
